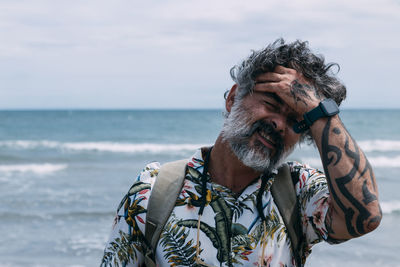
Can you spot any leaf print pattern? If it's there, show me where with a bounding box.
[159,216,198,266]
[101,150,333,267]
[101,230,137,267]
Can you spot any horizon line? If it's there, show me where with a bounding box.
[1,107,399,111]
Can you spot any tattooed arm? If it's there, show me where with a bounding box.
[254,66,382,240]
[310,115,381,240]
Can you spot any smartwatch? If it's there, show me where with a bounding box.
[293,98,339,133]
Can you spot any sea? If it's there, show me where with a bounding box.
[0,109,399,267]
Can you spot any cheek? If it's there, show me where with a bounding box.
[285,132,300,148]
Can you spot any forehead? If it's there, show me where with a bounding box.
[258,91,283,103]
[242,91,298,115]
[246,91,283,104]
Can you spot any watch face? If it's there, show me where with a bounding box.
[321,99,339,116]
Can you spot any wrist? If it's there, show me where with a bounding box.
[293,99,339,133]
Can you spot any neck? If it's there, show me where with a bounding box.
[207,135,262,194]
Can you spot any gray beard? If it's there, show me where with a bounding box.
[221,101,293,173]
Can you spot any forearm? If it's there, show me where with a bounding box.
[310,115,382,240]
[253,65,382,238]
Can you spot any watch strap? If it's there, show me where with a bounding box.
[293,120,308,133]
[293,99,339,134]
[303,105,323,126]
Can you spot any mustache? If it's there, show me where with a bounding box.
[245,121,284,149]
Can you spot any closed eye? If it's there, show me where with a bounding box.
[264,101,278,110]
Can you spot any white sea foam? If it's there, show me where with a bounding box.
[0,140,207,153]
[381,201,400,214]
[299,157,323,167]
[65,233,108,255]
[62,142,205,153]
[0,140,59,149]
[300,156,400,168]
[358,140,400,152]
[2,139,400,154]
[0,163,67,175]
[368,156,400,167]
[299,140,400,152]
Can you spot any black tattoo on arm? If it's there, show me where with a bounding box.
[321,118,380,238]
[332,127,341,135]
[362,180,377,205]
[367,205,382,229]
[290,80,321,106]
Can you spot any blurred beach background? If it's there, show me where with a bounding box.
[0,109,399,267]
[1,0,400,266]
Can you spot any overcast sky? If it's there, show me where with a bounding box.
[1,0,399,109]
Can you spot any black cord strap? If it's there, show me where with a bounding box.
[198,146,213,216]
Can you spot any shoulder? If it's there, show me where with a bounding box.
[115,161,161,216]
[133,161,161,187]
[139,161,162,183]
[101,162,162,265]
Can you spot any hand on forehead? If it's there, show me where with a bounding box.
[253,66,296,102]
[255,65,298,85]
[252,65,320,115]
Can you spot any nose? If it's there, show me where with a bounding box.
[270,113,286,134]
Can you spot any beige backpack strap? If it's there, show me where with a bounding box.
[144,159,188,267]
[143,160,303,266]
[271,163,303,267]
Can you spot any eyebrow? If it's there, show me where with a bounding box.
[263,92,283,104]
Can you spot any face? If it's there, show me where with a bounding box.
[221,88,301,173]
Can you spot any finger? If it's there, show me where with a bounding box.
[274,65,294,74]
[254,81,280,93]
[255,72,283,83]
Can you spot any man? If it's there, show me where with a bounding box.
[101,39,381,266]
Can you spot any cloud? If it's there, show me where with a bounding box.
[0,0,399,108]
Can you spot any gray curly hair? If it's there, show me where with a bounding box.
[228,38,346,105]
[226,38,347,143]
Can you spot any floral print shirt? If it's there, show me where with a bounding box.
[101,149,332,267]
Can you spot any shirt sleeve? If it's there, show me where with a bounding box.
[100,162,160,267]
[290,162,331,246]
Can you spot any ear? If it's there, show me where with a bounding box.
[225,84,238,113]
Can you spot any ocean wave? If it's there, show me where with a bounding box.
[298,157,324,167]
[0,140,59,149]
[0,163,67,175]
[2,139,400,154]
[367,156,400,167]
[0,211,114,220]
[300,156,400,168]
[0,140,207,153]
[52,210,115,219]
[63,142,205,153]
[68,233,107,251]
[358,140,400,152]
[0,212,52,220]
[299,140,400,152]
[381,201,400,215]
